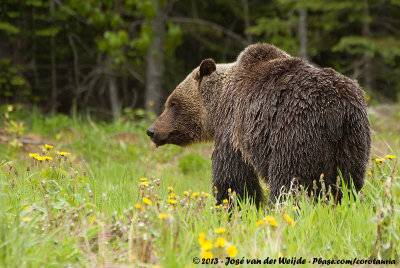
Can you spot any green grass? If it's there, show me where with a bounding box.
[0,105,399,267]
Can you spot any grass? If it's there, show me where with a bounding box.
[0,105,399,267]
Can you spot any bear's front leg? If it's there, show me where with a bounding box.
[212,138,264,207]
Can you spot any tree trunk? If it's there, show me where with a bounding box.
[241,0,252,43]
[50,0,58,113]
[145,0,167,115]
[362,0,374,91]
[298,7,308,60]
[109,74,120,121]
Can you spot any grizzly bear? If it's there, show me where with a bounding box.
[147,43,371,206]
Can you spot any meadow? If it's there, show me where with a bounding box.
[0,104,399,267]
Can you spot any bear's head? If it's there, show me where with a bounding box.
[147,58,227,146]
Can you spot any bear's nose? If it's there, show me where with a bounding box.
[146,126,155,137]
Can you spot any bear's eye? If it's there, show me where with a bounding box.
[169,101,178,108]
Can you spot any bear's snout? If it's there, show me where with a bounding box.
[146,126,155,138]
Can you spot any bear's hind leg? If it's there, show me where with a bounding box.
[212,140,264,208]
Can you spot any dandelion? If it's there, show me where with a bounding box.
[215,237,226,247]
[284,213,295,227]
[215,227,226,234]
[135,203,143,210]
[375,158,385,163]
[140,177,147,182]
[43,156,52,161]
[293,206,298,210]
[385,155,396,159]
[44,144,53,149]
[222,199,228,204]
[24,206,30,210]
[58,152,70,157]
[168,193,175,199]
[201,240,213,251]
[214,205,220,209]
[90,216,95,225]
[199,233,206,245]
[226,245,238,257]
[264,216,278,227]
[201,251,213,259]
[184,191,189,196]
[140,182,149,186]
[192,192,200,198]
[368,172,372,175]
[22,217,31,222]
[29,153,39,158]
[168,186,173,192]
[203,192,210,197]
[34,155,44,161]
[168,199,177,205]
[142,197,152,205]
[158,213,171,220]
[256,220,265,226]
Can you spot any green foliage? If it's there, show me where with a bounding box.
[0,22,20,35]
[178,153,210,175]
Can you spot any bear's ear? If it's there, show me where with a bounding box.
[199,58,216,78]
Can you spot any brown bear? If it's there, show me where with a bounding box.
[147,43,371,206]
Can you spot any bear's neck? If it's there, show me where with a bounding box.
[202,63,235,140]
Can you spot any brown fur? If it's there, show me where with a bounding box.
[148,43,371,206]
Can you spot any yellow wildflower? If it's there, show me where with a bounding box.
[214,205,220,209]
[222,199,228,204]
[168,186,173,192]
[284,213,295,227]
[58,152,70,157]
[264,187,269,191]
[140,177,147,182]
[292,206,298,210]
[226,245,238,257]
[201,251,213,259]
[184,191,189,196]
[29,153,39,158]
[158,213,171,220]
[43,156,52,161]
[201,240,213,251]
[375,158,384,163]
[44,144,53,149]
[198,232,206,245]
[215,237,226,247]
[215,227,226,234]
[168,199,177,205]
[192,192,200,197]
[256,220,265,226]
[135,203,143,210]
[228,188,232,193]
[140,181,149,186]
[34,155,44,161]
[365,95,371,101]
[368,172,372,175]
[385,155,396,159]
[22,217,31,222]
[90,216,95,225]
[24,206,30,210]
[142,197,152,205]
[203,192,210,197]
[264,216,278,227]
